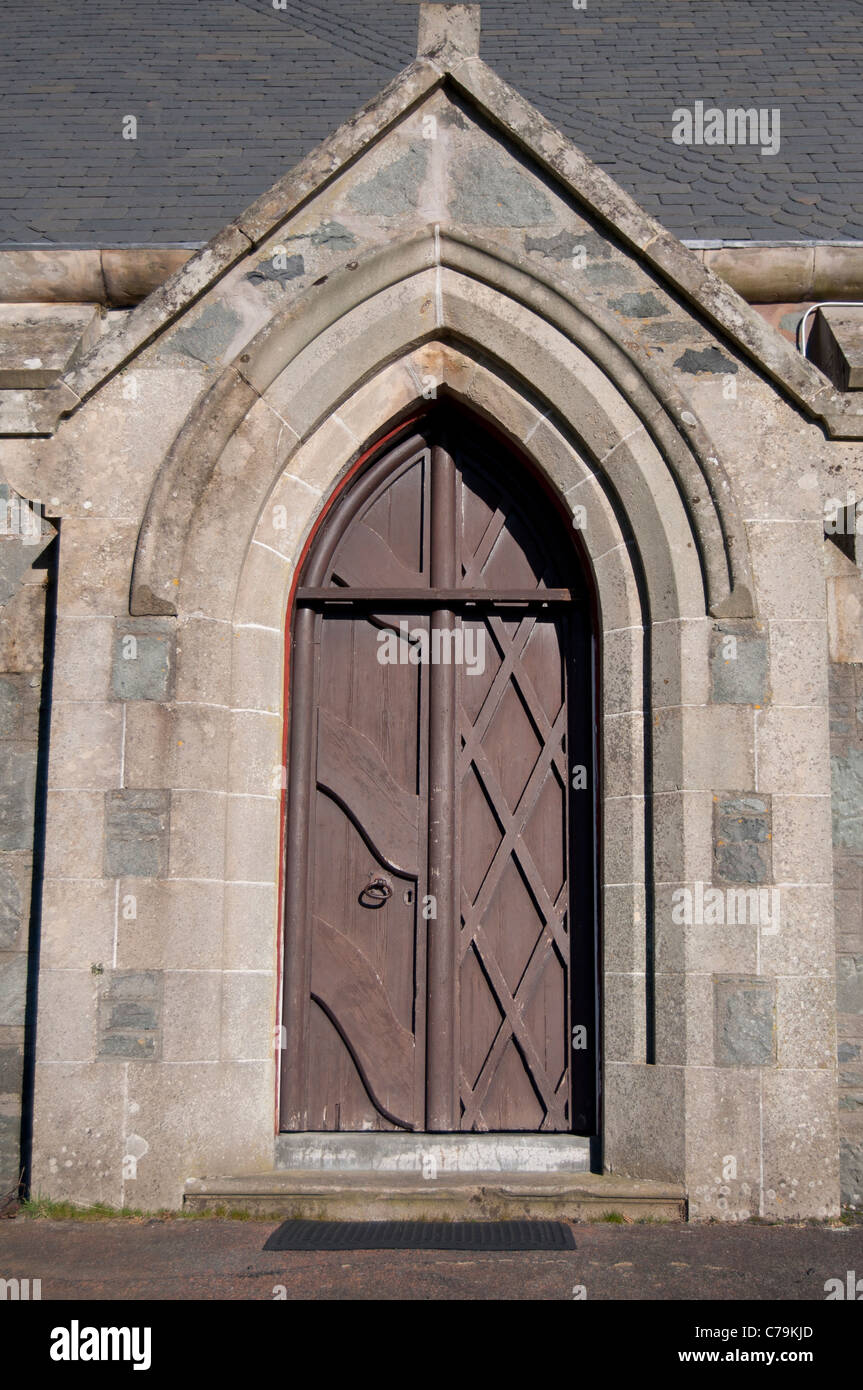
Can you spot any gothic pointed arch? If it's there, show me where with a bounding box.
[130,228,753,623]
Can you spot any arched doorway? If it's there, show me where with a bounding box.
[280,408,599,1136]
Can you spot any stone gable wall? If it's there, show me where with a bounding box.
[0,86,859,1214]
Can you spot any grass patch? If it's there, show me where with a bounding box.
[19,1195,266,1222]
[599,1210,625,1223]
[22,1197,151,1222]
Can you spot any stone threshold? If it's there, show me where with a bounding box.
[275,1132,592,1174]
[182,1171,687,1222]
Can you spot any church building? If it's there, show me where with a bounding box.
[1,3,861,1220]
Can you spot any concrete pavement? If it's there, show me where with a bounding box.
[1,1217,862,1300]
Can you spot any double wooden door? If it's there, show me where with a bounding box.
[280,416,597,1134]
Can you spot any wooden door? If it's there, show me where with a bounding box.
[280,414,597,1134]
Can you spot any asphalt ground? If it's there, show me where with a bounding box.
[1,1217,862,1301]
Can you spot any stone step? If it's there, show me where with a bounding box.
[274,1132,592,1174]
[183,1171,687,1222]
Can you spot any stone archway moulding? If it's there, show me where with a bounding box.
[130,228,754,622]
[211,343,680,1176]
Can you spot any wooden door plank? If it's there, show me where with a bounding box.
[426,442,458,1131]
[310,915,415,1129]
[455,457,574,1133]
[279,604,316,1130]
[316,708,419,877]
[331,521,427,591]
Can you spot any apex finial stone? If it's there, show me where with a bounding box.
[417,4,481,59]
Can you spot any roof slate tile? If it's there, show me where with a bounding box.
[2,0,861,246]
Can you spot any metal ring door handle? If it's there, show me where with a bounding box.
[359,875,393,908]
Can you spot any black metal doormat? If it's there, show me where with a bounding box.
[264,1219,576,1252]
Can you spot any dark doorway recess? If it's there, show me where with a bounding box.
[280,409,599,1136]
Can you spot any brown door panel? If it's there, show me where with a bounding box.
[316,708,420,878]
[310,915,416,1130]
[281,414,598,1137]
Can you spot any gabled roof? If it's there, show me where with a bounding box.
[2,0,863,248]
[2,7,862,438]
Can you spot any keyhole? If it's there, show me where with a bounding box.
[403,887,414,906]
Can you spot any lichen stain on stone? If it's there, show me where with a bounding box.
[166,302,243,364]
[831,747,863,851]
[309,221,357,251]
[437,106,469,130]
[609,290,670,319]
[780,309,806,335]
[583,262,638,291]
[0,863,22,948]
[246,254,305,288]
[642,321,693,344]
[837,954,863,1013]
[349,143,429,216]
[451,150,552,228]
[261,221,357,254]
[524,229,584,261]
[674,346,739,375]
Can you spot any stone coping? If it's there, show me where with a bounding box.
[3,243,863,308]
[0,248,194,307]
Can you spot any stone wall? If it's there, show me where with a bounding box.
[831,662,863,1206]
[828,546,863,1206]
[821,446,863,1209]
[0,49,858,1215]
[0,498,52,1195]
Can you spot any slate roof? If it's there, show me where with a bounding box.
[3,0,863,248]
